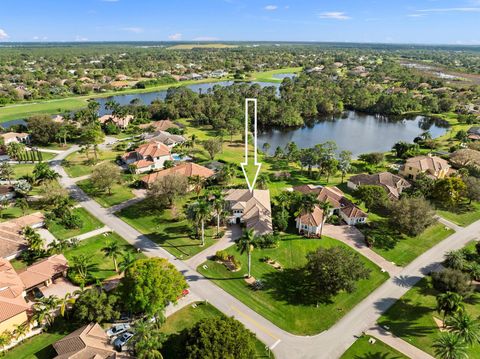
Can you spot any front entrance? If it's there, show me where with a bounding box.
[236,217,241,224]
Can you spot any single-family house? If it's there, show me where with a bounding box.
[142,130,185,148]
[467,126,480,141]
[0,212,46,260]
[139,120,178,132]
[122,141,173,174]
[399,154,451,180]
[0,132,30,145]
[141,162,214,188]
[347,172,411,200]
[52,323,116,359]
[224,189,273,235]
[98,114,133,129]
[0,259,29,333]
[18,254,68,293]
[293,185,367,236]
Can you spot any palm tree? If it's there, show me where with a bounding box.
[102,240,122,273]
[219,163,237,184]
[6,142,25,161]
[15,197,29,216]
[318,200,332,238]
[24,226,45,257]
[188,175,205,199]
[468,262,480,283]
[33,295,59,327]
[32,162,60,184]
[444,250,466,271]
[190,134,197,148]
[119,251,137,273]
[0,330,13,351]
[13,322,29,341]
[294,193,320,237]
[71,254,95,288]
[237,228,257,278]
[210,190,225,237]
[256,173,270,190]
[57,292,75,318]
[445,312,480,345]
[436,292,464,325]
[262,142,271,156]
[196,200,211,247]
[433,332,468,359]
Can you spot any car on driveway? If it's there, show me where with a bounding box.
[113,332,134,351]
[107,323,131,337]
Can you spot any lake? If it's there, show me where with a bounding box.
[257,111,448,157]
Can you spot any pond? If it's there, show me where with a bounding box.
[257,111,448,157]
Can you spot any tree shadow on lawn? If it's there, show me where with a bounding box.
[262,267,335,306]
[436,201,474,215]
[378,298,435,338]
[354,352,403,359]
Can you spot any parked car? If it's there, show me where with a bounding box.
[113,332,134,351]
[107,323,131,337]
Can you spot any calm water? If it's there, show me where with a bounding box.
[257,111,448,157]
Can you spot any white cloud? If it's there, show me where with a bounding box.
[168,33,182,40]
[122,27,143,33]
[407,13,425,17]
[0,28,9,40]
[193,36,220,41]
[416,7,480,13]
[101,0,119,2]
[75,35,88,41]
[318,12,351,20]
[33,36,48,41]
[264,5,278,11]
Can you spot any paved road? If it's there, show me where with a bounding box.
[50,147,480,359]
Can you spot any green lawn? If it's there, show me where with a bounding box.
[369,222,454,266]
[63,232,145,281]
[341,335,407,359]
[12,163,35,179]
[77,178,135,207]
[198,233,389,335]
[378,277,480,358]
[0,205,36,222]
[250,67,303,83]
[38,151,57,162]
[117,196,216,259]
[3,318,77,359]
[117,194,216,259]
[161,302,272,358]
[47,207,103,240]
[437,201,480,227]
[62,149,122,178]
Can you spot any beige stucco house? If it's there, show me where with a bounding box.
[399,154,451,180]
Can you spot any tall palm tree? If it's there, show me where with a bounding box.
[256,173,270,190]
[445,312,480,346]
[237,228,257,278]
[210,190,225,237]
[318,200,332,238]
[33,295,59,327]
[220,163,237,185]
[433,332,468,359]
[24,226,45,256]
[102,240,122,273]
[196,200,211,247]
[294,193,320,237]
[119,251,137,273]
[188,175,205,199]
[71,254,95,288]
[57,292,75,318]
[436,292,464,325]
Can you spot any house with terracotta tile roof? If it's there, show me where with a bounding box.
[399,154,451,180]
[52,322,115,359]
[347,172,411,200]
[0,212,45,260]
[0,259,29,333]
[293,185,367,236]
[143,130,185,148]
[141,162,214,188]
[0,132,30,145]
[139,119,178,132]
[98,114,133,129]
[224,189,273,235]
[121,141,173,174]
[18,254,68,292]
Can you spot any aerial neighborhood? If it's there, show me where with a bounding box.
[0,19,480,359]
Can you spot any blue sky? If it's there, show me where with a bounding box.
[0,0,479,44]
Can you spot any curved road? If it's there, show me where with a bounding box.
[50,147,480,359]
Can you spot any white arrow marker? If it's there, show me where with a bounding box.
[240,98,262,192]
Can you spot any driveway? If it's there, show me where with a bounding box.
[323,224,402,276]
[41,277,80,298]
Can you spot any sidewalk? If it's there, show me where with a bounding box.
[434,215,462,232]
[184,224,242,269]
[67,226,111,242]
[323,224,402,276]
[367,326,435,359]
